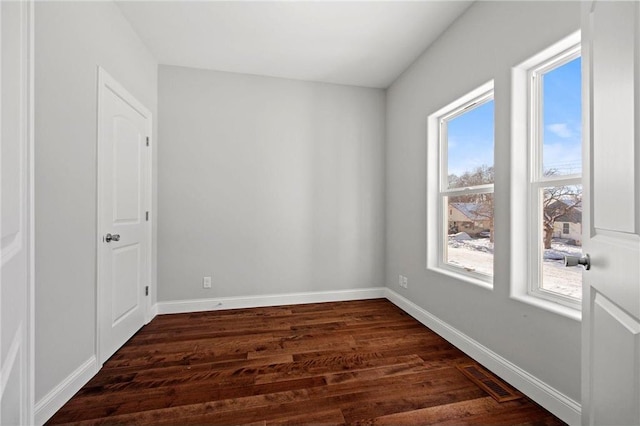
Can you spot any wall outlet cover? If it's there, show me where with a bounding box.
[203,276,212,288]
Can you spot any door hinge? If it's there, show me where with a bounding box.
[145,286,149,296]
[146,136,150,147]
[145,211,149,221]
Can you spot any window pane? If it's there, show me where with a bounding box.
[447,99,494,188]
[542,57,582,176]
[446,193,494,276]
[540,184,582,299]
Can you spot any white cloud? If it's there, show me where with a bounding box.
[547,123,573,138]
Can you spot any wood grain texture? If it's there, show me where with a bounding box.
[47,299,565,425]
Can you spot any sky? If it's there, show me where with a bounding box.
[447,99,494,179]
[446,56,582,178]
[542,57,582,175]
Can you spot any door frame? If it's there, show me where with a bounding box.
[95,67,153,365]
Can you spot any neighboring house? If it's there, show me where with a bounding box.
[448,202,491,236]
[552,207,582,245]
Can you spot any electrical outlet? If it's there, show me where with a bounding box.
[398,275,408,288]
[203,276,212,289]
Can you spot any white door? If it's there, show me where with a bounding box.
[97,68,151,364]
[0,0,33,424]
[582,1,640,425]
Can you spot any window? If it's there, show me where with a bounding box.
[511,31,582,316]
[427,82,494,288]
[530,44,582,307]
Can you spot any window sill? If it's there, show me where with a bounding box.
[428,265,493,291]
[510,291,582,321]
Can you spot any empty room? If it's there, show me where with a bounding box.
[2,0,639,425]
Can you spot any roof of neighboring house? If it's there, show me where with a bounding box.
[450,203,489,221]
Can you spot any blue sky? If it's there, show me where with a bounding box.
[542,57,582,175]
[447,99,494,178]
[447,56,581,177]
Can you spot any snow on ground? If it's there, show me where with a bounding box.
[447,237,582,299]
[447,237,494,276]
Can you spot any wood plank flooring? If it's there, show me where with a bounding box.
[47,299,565,425]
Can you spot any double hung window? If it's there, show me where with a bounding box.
[511,32,582,316]
[528,43,583,306]
[428,82,495,287]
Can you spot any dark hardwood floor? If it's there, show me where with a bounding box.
[48,299,564,425]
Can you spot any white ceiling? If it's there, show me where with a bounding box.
[116,1,473,89]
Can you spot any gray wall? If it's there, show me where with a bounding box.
[33,0,584,419]
[158,66,385,302]
[385,1,582,402]
[34,1,157,403]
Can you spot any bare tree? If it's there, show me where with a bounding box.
[449,165,494,190]
[542,186,582,249]
[541,168,582,249]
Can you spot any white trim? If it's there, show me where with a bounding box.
[511,292,581,321]
[150,302,159,319]
[155,287,386,315]
[384,288,581,426]
[34,356,98,426]
[26,0,36,423]
[429,264,493,291]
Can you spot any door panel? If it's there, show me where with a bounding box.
[588,233,640,319]
[113,117,142,223]
[592,0,636,233]
[0,1,33,423]
[591,293,640,425]
[98,68,151,364]
[112,243,141,325]
[583,1,640,425]
[1,1,21,255]
[1,348,22,426]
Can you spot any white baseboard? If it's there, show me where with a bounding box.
[150,303,158,319]
[34,356,98,426]
[155,287,386,315]
[384,288,581,426]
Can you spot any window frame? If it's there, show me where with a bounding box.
[510,30,582,320]
[427,81,495,289]
[528,43,582,309]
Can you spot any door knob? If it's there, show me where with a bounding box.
[564,253,590,270]
[104,233,120,243]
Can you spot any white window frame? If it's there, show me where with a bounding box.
[427,81,494,289]
[511,31,582,320]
